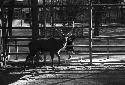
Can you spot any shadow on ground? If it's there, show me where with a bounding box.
[0,71,24,85]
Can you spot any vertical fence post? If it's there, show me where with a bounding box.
[30,0,39,67]
[8,0,15,36]
[15,41,18,60]
[43,0,47,38]
[107,38,110,59]
[31,0,39,40]
[0,1,6,67]
[0,0,9,67]
[1,9,7,67]
[89,0,93,65]
[50,0,53,37]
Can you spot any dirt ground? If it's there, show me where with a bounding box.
[0,71,23,85]
[0,55,125,85]
[9,72,125,85]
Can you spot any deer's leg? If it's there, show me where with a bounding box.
[50,52,54,67]
[35,52,39,62]
[26,54,30,63]
[24,54,30,68]
[26,52,34,63]
[43,52,46,66]
[55,52,60,66]
[38,52,43,61]
[25,53,34,68]
[68,51,72,59]
[25,51,36,68]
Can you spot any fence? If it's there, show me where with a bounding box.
[1,1,125,85]
[0,0,125,67]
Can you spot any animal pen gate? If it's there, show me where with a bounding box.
[0,0,125,83]
[0,0,125,66]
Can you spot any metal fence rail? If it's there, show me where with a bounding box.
[1,1,125,85]
[0,0,125,67]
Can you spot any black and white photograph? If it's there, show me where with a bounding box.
[0,0,125,85]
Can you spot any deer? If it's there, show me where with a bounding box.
[25,28,74,67]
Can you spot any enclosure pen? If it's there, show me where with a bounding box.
[0,0,125,85]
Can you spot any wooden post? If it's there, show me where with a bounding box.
[43,0,47,38]
[31,0,39,40]
[50,0,54,37]
[7,0,15,36]
[1,8,8,67]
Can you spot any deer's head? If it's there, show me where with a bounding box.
[55,27,74,45]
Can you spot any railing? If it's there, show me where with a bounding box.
[1,0,125,66]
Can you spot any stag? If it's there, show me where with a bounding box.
[25,29,73,67]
